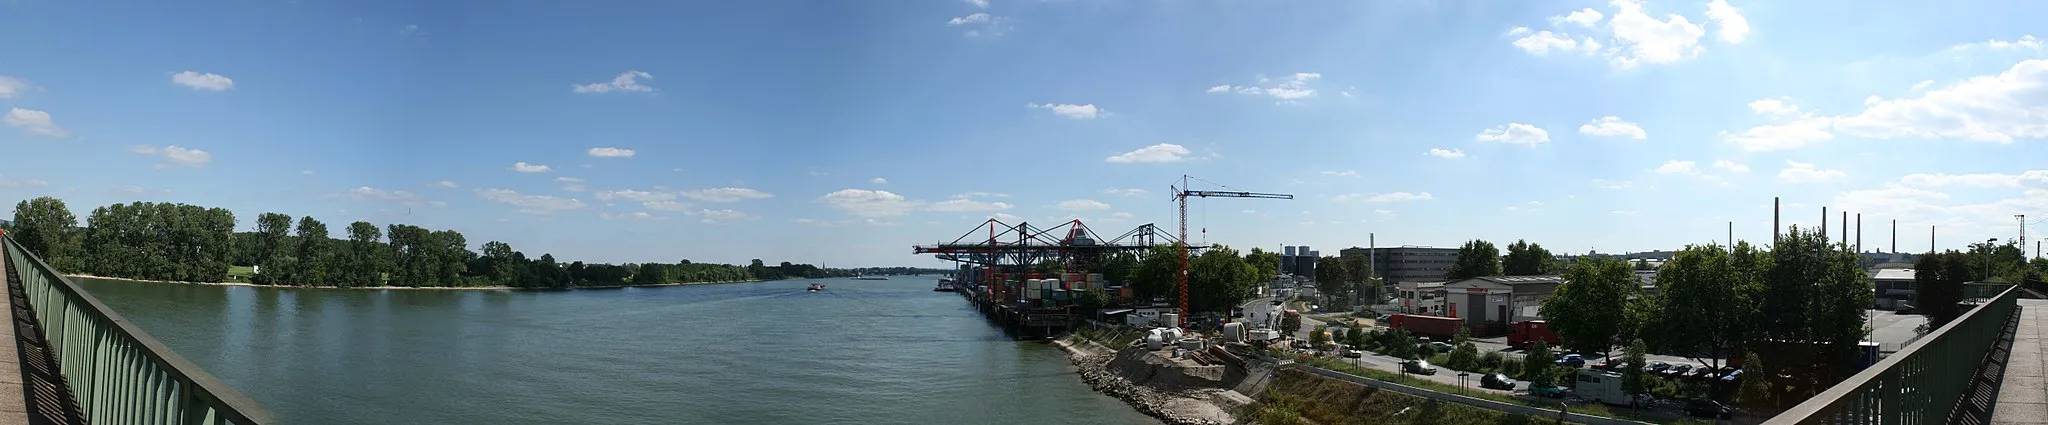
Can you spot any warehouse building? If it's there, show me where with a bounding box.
[1443,275,1564,335]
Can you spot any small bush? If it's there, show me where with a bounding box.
[1479,351,1504,371]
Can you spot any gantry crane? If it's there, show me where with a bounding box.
[1171,175,1291,327]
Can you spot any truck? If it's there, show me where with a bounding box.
[1507,320,1560,349]
[1386,314,1464,340]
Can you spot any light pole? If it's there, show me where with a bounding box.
[1987,238,2001,281]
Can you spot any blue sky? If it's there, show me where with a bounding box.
[2,0,2046,267]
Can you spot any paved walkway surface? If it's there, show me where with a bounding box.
[1993,299,2048,424]
[0,244,85,425]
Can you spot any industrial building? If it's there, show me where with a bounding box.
[1279,245,1319,277]
[1363,246,1460,285]
[1872,268,1916,310]
[1396,280,1446,315]
[1443,275,1564,335]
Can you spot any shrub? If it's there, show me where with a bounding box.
[1479,351,1505,372]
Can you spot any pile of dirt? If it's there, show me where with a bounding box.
[1249,369,1547,425]
[1067,345,1237,425]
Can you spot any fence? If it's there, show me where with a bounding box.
[4,236,273,424]
[1762,284,2018,424]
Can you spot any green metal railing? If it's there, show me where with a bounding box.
[3,236,273,424]
[1764,284,2018,425]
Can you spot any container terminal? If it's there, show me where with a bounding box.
[914,219,1194,338]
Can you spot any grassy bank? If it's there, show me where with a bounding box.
[1295,356,1710,424]
[1248,368,1554,425]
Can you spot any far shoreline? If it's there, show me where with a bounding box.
[63,274,768,291]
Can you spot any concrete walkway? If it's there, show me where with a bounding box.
[1993,299,2048,424]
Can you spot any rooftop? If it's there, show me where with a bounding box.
[1469,275,1565,285]
[1872,268,1916,280]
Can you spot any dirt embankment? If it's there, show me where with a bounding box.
[1056,337,1237,425]
[1248,369,1550,425]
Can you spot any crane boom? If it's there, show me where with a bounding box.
[1169,175,1291,328]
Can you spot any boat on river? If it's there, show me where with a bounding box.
[807,283,827,292]
[934,278,957,292]
[853,274,888,281]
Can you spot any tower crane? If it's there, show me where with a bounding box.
[1171,175,1292,328]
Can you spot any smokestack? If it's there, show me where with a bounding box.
[1774,197,1781,243]
[1931,225,1937,254]
[1823,207,1829,240]
[1842,211,1848,244]
[1892,219,1897,253]
[1856,213,1862,253]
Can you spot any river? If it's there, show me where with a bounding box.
[73,276,1159,425]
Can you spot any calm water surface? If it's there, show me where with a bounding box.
[75,276,1157,425]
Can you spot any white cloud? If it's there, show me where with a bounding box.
[1899,170,2048,188]
[1334,192,1435,203]
[1425,148,1466,159]
[1105,143,1193,163]
[1777,160,1845,183]
[399,24,421,37]
[929,199,1013,212]
[1747,98,1800,117]
[1831,59,2048,143]
[1054,199,1111,211]
[599,212,662,221]
[594,189,676,202]
[1578,116,1647,139]
[1912,80,1935,91]
[1604,0,1707,68]
[1207,73,1323,103]
[819,189,922,218]
[573,71,656,94]
[953,191,1009,199]
[1712,160,1750,173]
[1027,103,1104,119]
[587,147,636,158]
[1510,29,1602,55]
[1592,179,1635,190]
[128,145,212,168]
[0,174,49,188]
[345,187,443,207]
[964,0,989,8]
[643,201,692,212]
[1951,35,2043,52]
[1101,188,1149,197]
[689,208,752,224]
[946,12,1007,37]
[1655,160,1700,175]
[556,177,584,183]
[1475,123,1550,146]
[679,187,773,202]
[0,76,30,99]
[2,108,69,138]
[476,188,586,214]
[170,71,234,91]
[1550,8,1605,27]
[1505,200,1545,212]
[948,12,990,25]
[1724,115,1835,152]
[512,162,551,173]
[431,180,458,189]
[1703,0,1750,44]
[1320,170,1358,177]
[794,218,845,227]
[871,177,888,185]
[989,212,1023,222]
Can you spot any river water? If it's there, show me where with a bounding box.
[73,276,1158,425]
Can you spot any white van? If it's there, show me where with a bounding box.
[1573,369,1646,407]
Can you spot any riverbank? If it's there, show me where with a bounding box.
[1054,336,1235,425]
[64,274,765,291]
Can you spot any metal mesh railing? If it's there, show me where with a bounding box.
[1763,284,2019,425]
[3,236,273,424]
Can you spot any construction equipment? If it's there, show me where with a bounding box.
[1171,175,1291,327]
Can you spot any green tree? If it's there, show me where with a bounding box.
[1760,226,1874,394]
[10,197,80,270]
[1309,327,1329,347]
[1502,240,1555,276]
[1521,340,1553,382]
[1651,244,1750,370]
[1314,256,1349,307]
[1735,350,1771,408]
[1099,252,1139,286]
[1279,314,1302,336]
[1447,328,1479,370]
[1541,256,1635,358]
[1130,244,1181,300]
[1622,339,1650,396]
[1245,248,1281,283]
[1189,245,1255,313]
[250,213,293,285]
[1444,239,1502,280]
[1079,286,1110,312]
[635,262,669,285]
[292,217,331,286]
[344,221,384,287]
[481,241,517,284]
[1914,250,1976,328]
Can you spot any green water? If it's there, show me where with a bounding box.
[73,276,1157,425]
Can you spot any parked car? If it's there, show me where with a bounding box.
[1686,366,1718,380]
[1427,341,1454,353]
[1402,360,1438,375]
[1663,364,1694,377]
[1644,361,1671,374]
[1343,349,1363,358]
[1719,368,1744,383]
[1590,356,1623,370]
[1480,373,1516,390]
[1555,354,1586,368]
[1896,303,1917,314]
[1528,381,1569,398]
[1685,399,1735,419]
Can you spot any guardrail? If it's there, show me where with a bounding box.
[1764,284,2018,424]
[3,236,274,424]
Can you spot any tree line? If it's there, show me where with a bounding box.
[5,196,871,288]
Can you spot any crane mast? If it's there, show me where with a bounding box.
[1171,175,1292,328]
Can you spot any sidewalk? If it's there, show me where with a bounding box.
[1992,299,2048,424]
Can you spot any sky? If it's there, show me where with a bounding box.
[1,0,2046,268]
